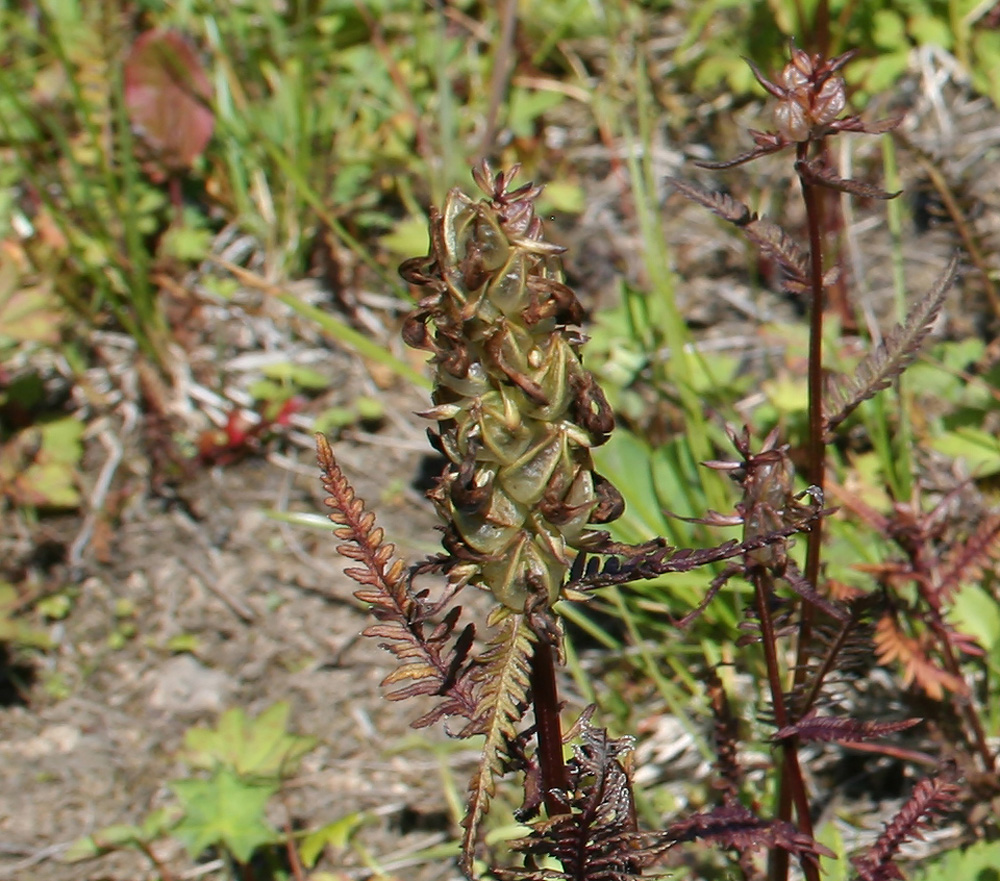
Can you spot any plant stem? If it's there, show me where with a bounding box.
[773,140,829,881]
[531,641,570,815]
[753,569,819,881]
[481,0,518,156]
[797,140,829,674]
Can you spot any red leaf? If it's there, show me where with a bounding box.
[772,712,922,744]
[124,30,214,177]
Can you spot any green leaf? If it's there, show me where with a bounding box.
[354,396,384,421]
[93,823,145,847]
[62,806,181,863]
[166,633,201,653]
[159,223,213,262]
[507,87,564,138]
[460,611,535,875]
[0,582,52,648]
[299,813,368,868]
[141,805,183,838]
[538,180,585,214]
[911,838,1000,881]
[908,14,953,49]
[972,31,1000,101]
[0,263,63,346]
[693,51,756,95]
[907,350,967,399]
[183,702,318,778]
[62,825,142,863]
[815,819,849,881]
[0,416,85,509]
[763,373,808,416]
[312,406,359,433]
[381,215,430,261]
[930,426,1000,476]
[172,767,278,864]
[949,584,1000,651]
[63,836,102,863]
[593,429,666,544]
[853,52,911,96]
[872,9,906,50]
[261,363,330,390]
[30,589,72,620]
[41,417,86,470]
[247,379,289,403]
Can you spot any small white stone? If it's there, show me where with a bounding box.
[147,655,233,716]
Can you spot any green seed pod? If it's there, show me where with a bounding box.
[400,163,623,612]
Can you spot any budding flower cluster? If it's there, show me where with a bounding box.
[704,427,823,574]
[699,48,896,171]
[400,163,623,612]
[771,47,848,142]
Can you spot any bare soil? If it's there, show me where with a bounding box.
[0,412,473,880]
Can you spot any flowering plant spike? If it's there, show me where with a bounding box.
[399,163,623,611]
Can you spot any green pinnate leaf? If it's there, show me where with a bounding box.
[459,610,534,874]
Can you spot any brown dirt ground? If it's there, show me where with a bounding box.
[0,413,471,880]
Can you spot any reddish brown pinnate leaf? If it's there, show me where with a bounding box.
[772,712,921,744]
[874,614,968,700]
[124,30,214,178]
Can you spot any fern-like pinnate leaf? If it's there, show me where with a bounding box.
[460,608,535,875]
[874,613,968,700]
[795,157,900,199]
[851,772,960,881]
[317,434,478,722]
[568,518,819,593]
[706,669,744,805]
[785,607,876,719]
[667,177,809,287]
[772,712,921,744]
[662,804,834,866]
[782,562,850,622]
[501,720,648,881]
[937,510,1000,607]
[823,255,958,439]
[740,216,809,288]
[666,177,754,225]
